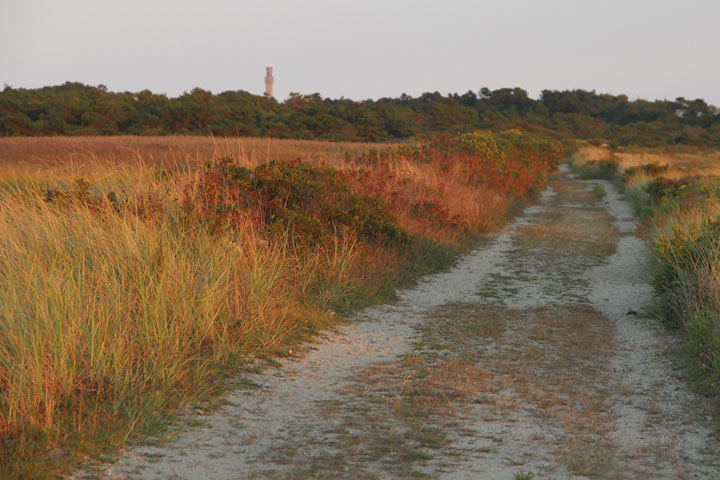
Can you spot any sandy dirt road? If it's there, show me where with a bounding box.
[87,165,720,479]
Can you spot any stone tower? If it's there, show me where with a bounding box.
[264,67,274,98]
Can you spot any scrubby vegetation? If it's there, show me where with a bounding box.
[2,82,719,147]
[0,132,565,477]
[571,146,720,408]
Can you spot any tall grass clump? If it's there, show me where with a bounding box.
[652,202,720,396]
[568,147,618,180]
[0,132,566,477]
[0,171,359,477]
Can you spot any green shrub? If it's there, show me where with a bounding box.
[653,216,720,391]
[622,162,670,181]
[189,158,409,245]
[573,159,618,180]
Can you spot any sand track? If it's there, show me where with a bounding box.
[86,165,719,479]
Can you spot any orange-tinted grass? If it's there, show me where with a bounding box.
[0,134,561,478]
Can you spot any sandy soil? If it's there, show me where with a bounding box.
[82,165,720,479]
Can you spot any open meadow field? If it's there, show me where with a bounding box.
[0,136,394,175]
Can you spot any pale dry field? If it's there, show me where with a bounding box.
[572,145,720,178]
[0,136,393,168]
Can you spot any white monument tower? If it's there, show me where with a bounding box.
[264,67,274,98]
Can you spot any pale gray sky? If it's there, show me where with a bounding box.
[1,0,719,105]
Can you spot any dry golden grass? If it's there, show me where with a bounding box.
[499,306,617,477]
[0,136,386,202]
[0,136,393,193]
[339,303,619,477]
[0,137,403,478]
[0,135,392,170]
[572,145,720,178]
[516,208,617,256]
[571,146,614,164]
[0,135,563,478]
[615,151,720,175]
[513,169,619,257]
[549,178,602,203]
[0,136,506,244]
[429,303,508,341]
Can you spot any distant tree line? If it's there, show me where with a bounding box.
[1,82,719,146]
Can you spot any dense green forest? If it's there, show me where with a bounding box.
[1,82,719,146]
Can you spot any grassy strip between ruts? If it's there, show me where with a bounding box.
[0,132,565,478]
[570,145,720,421]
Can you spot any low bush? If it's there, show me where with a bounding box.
[622,162,670,181]
[573,159,619,180]
[186,158,408,245]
